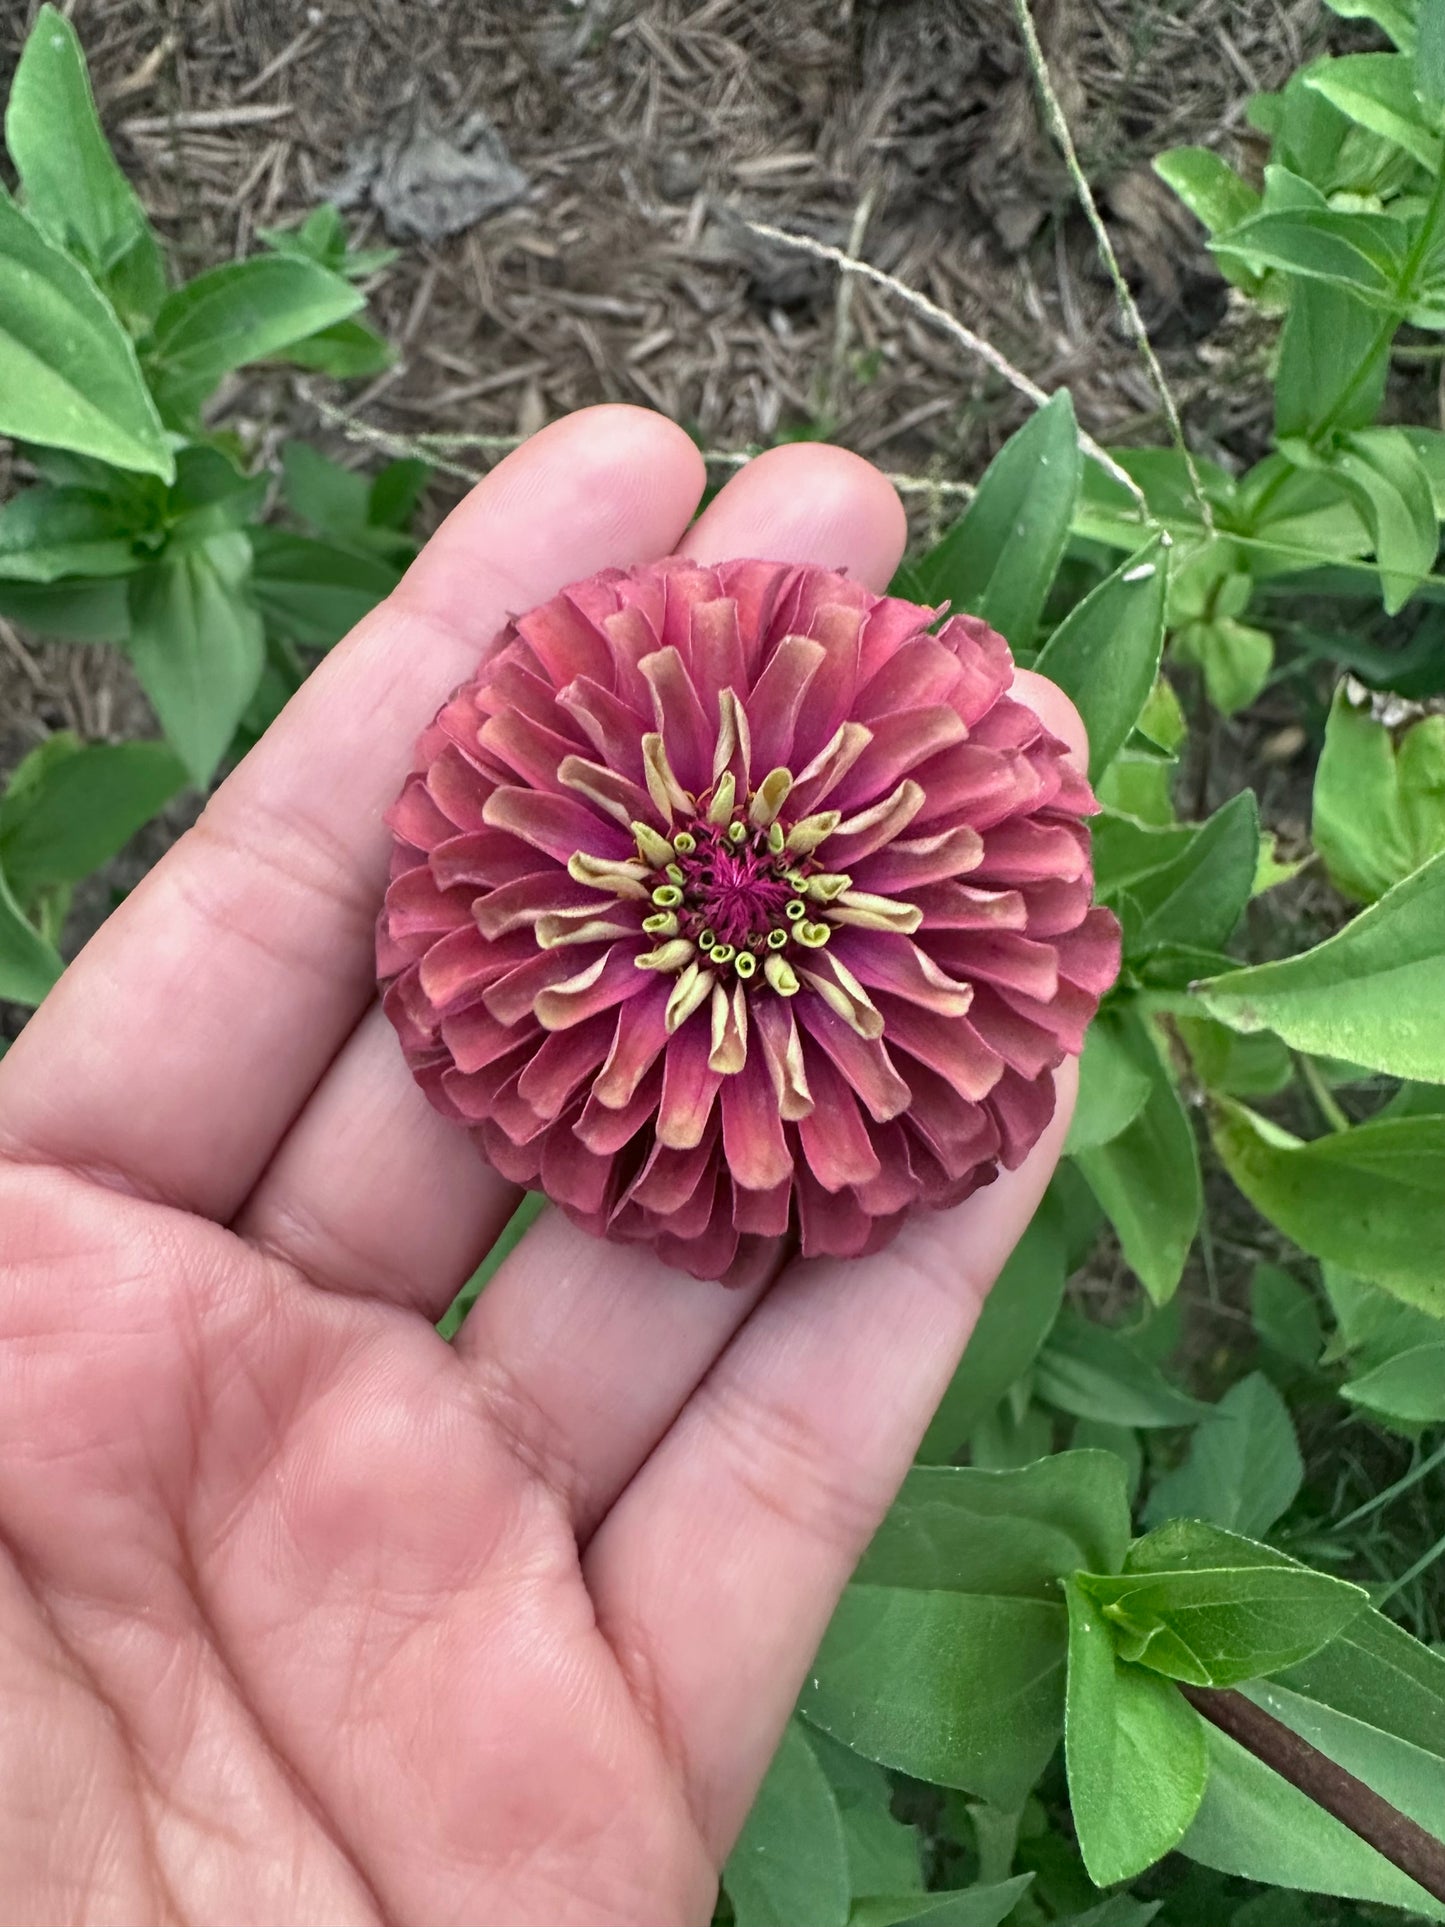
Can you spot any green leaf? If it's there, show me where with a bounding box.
[4,6,166,329]
[126,532,265,787]
[1421,0,1445,105]
[1124,790,1259,956]
[248,527,402,649]
[368,456,431,531]
[1142,1373,1302,1538]
[723,1721,850,1927]
[911,393,1081,649]
[1274,282,1389,439]
[1175,1016,1293,1100]
[1152,147,1260,238]
[0,575,129,642]
[1034,538,1167,780]
[1034,1308,1209,1428]
[1072,1009,1203,1304]
[1312,682,1445,904]
[1282,1602,1445,1766]
[1171,618,1273,717]
[860,1454,1131,1598]
[1180,1721,1444,1914]
[1064,1008,1152,1154]
[1250,1264,1325,1367]
[147,256,364,410]
[802,1591,1067,1809]
[1342,1342,1445,1421]
[805,1730,924,1899]
[0,739,185,901]
[0,863,64,1005]
[849,1878,1034,1927]
[1210,1099,1445,1315]
[0,192,173,481]
[281,440,372,538]
[1075,1563,1368,1689]
[1063,1578,1207,1885]
[1324,0,1416,50]
[1198,847,1445,1082]
[1212,204,1406,303]
[0,485,141,582]
[1303,52,1443,168]
[1328,428,1440,614]
[919,1195,1066,1461]
[278,317,395,379]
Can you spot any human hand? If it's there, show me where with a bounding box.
[0,408,1084,1926]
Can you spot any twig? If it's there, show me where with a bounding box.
[1008,0,1214,534]
[824,185,877,418]
[121,103,293,134]
[743,218,1151,518]
[1181,1685,1445,1904]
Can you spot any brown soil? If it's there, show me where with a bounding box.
[1,0,1324,1007]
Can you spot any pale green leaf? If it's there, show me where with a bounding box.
[1250,1264,1325,1367]
[1143,1373,1302,1537]
[0,863,64,1005]
[147,256,364,409]
[0,738,185,899]
[1034,1309,1209,1428]
[0,485,141,582]
[1034,537,1167,780]
[1210,1099,1445,1316]
[724,1721,849,1927]
[0,192,172,480]
[1064,1008,1152,1154]
[1313,682,1445,904]
[1063,1579,1207,1885]
[911,393,1081,648]
[848,1877,1034,1927]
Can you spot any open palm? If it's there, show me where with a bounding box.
[0,410,1081,1927]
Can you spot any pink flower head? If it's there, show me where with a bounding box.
[378,558,1119,1281]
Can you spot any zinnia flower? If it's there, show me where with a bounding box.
[378,558,1119,1281]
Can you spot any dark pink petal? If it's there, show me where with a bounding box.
[534,944,656,1031]
[474,1115,543,1185]
[797,1165,877,1259]
[910,743,1053,831]
[722,1061,792,1192]
[482,946,599,1025]
[854,827,988,895]
[900,1060,1001,1176]
[541,1120,618,1216]
[830,706,968,813]
[800,1004,912,1121]
[626,1130,717,1214]
[856,595,935,684]
[841,931,975,1017]
[989,976,1098,1058]
[937,613,1013,723]
[575,1061,665,1154]
[968,696,1044,752]
[1056,905,1122,993]
[554,676,650,782]
[426,744,496,832]
[989,1068,1058,1168]
[854,635,966,723]
[1015,873,1095,937]
[796,1051,882,1191]
[791,602,866,757]
[910,880,1028,932]
[654,1162,727,1242]
[479,709,584,793]
[746,635,825,773]
[517,1011,617,1119]
[690,597,747,704]
[850,1120,921,1217]
[657,1019,723,1150]
[474,871,606,939]
[659,563,722,655]
[875,994,1005,1102]
[940,931,1062,1002]
[973,818,1089,886]
[640,647,714,793]
[602,605,663,708]
[654,1206,740,1282]
[441,1000,530,1074]
[732,1177,791,1237]
[965,985,1070,1077]
[515,593,614,689]
[386,774,456,853]
[485,1069,551,1146]
[384,867,474,940]
[383,970,438,1054]
[431,830,544,893]
[556,756,655,828]
[479,655,579,735]
[443,1038,539,1127]
[483,787,635,865]
[592,982,672,1108]
[721,559,796,674]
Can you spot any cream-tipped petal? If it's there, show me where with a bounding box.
[786,810,843,855]
[829,889,925,935]
[567,852,653,899]
[665,961,715,1031]
[635,938,697,972]
[632,819,675,868]
[707,770,737,825]
[765,954,800,995]
[641,732,692,821]
[800,955,885,1039]
[748,766,794,827]
[708,979,749,1074]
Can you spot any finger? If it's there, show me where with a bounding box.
[585,1059,1077,1857]
[0,409,706,1220]
[236,442,910,1322]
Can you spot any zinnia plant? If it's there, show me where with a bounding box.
[378,558,1118,1279]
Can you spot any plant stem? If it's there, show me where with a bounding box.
[1297,1053,1350,1133]
[1180,1685,1445,1904]
[1333,1439,1445,1533]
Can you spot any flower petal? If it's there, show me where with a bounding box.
[746,634,825,773]
[722,1060,792,1191]
[483,787,635,865]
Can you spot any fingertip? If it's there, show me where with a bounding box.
[1011,666,1090,774]
[681,441,907,590]
[400,405,707,635]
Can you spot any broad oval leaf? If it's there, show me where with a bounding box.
[911,392,1081,649]
[126,532,265,787]
[1142,1372,1303,1538]
[849,1878,1035,1927]
[802,1590,1067,1809]
[0,485,142,583]
[0,864,64,1006]
[1033,537,1168,780]
[1312,682,1445,905]
[147,256,364,411]
[1063,1579,1207,1886]
[0,192,172,480]
[1075,1563,1368,1689]
[860,1453,1131,1597]
[5,5,166,327]
[1341,1343,1445,1422]
[722,1721,849,1927]
[1210,1098,1445,1315]
[1064,1009,1152,1154]
[1034,1308,1210,1427]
